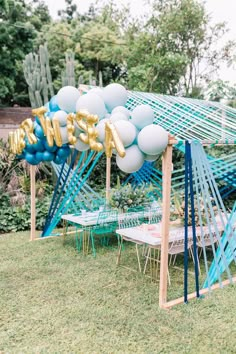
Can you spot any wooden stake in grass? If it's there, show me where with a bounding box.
[30,164,36,241]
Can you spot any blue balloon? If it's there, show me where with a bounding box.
[46,111,55,120]
[43,139,58,153]
[35,116,41,125]
[25,152,39,165]
[57,146,71,159]
[44,101,50,112]
[35,151,44,162]
[53,155,64,165]
[49,95,60,112]
[34,123,45,139]
[16,150,26,160]
[31,139,45,152]
[25,140,36,154]
[42,151,55,162]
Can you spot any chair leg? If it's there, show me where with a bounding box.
[143,247,150,274]
[75,228,80,252]
[90,233,96,258]
[167,268,171,286]
[173,254,177,266]
[116,236,123,266]
[135,244,142,272]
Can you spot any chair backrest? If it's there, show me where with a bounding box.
[97,209,118,228]
[149,207,162,224]
[118,212,141,229]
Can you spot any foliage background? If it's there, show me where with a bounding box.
[0,0,235,106]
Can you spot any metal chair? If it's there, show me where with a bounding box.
[116,212,144,272]
[90,209,118,257]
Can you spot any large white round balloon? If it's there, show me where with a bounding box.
[75,138,90,151]
[144,153,160,162]
[130,104,154,130]
[116,145,144,173]
[88,87,104,100]
[60,127,69,144]
[110,112,128,123]
[114,120,136,147]
[57,86,80,113]
[112,106,130,119]
[53,110,68,127]
[76,93,106,119]
[138,124,168,155]
[103,83,127,112]
[96,118,109,142]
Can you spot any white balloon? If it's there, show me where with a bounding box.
[103,83,127,112]
[75,138,90,151]
[144,153,160,162]
[88,87,104,100]
[112,106,130,119]
[96,118,109,142]
[57,86,80,113]
[110,112,128,123]
[133,126,140,145]
[116,145,144,173]
[104,113,111,119]
[60,127,69,144]
[53,110,68,127]
[114,120,136,147]
[74,122,83,138]
[130,104,154,130]
[138,124,168,155]
[76,93,106,119]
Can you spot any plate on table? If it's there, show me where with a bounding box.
[151,232,161,238]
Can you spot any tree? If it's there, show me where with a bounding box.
[0,0,51,106]
[58,0,77,23]
[206,80,236,106]
[125,0,235,96]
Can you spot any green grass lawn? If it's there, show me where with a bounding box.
[1,231,236,353]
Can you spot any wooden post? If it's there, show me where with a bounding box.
[159,141,173,308]
[106,157,111,203]
[30,165,36,241]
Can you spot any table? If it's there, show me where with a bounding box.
[115,216,232,275]
[61,209,155,255]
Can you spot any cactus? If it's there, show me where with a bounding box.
[23,43,54,108]
[98,71,103,87]
[62,51,76,87]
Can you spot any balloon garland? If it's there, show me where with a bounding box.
[8,83,169,173]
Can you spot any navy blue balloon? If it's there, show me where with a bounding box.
[25,152,40,165]
[57,146,71,159]
[49,95,60,112]
[42,151,55,162]
[34,123,45,139]
[43,139,58,153]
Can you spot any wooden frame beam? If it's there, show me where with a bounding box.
[159,137,174,308]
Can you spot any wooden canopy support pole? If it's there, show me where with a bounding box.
[30,165,36,241]
[163,276,236,309]
[106,157,111,203]
[159,138,174,308]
